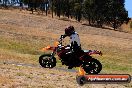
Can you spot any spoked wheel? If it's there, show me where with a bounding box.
[83,58,102,74]
[39,54,56,68]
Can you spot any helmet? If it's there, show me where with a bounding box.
[65,26,75,36]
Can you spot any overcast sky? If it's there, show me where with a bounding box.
[125,0,132,17]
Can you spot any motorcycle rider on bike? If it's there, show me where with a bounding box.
[60,26,82,69]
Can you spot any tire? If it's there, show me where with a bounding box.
[39,54,56,68]
[83,58,102,74]
[76,76,86,86]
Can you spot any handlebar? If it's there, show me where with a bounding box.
[58,35,64,45]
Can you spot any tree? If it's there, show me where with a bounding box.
[74,2,82,21]
[22,0,46,14]
[83,0,128,29]
[2,0,8,7]
[83,0,95,25]
[130,21,132,29]
[69,0,83,21]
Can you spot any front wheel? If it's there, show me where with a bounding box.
[82,58,102,74]
[39,54,56,68]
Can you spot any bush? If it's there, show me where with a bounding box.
[130,22,132,29]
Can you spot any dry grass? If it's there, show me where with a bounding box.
[0,75,12,87]
[0,64,78,88]
[0,9,132,88]
[121,19,132,33]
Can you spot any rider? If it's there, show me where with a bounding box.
[60,26,82,69]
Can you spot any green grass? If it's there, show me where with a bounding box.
[0,37,43,55]
[0,36,43,64]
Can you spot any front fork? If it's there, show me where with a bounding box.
[50,47,57,58]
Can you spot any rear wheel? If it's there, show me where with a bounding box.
[39,54,56,68]
[83,58,102,74]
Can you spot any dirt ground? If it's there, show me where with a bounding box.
[0,9,132,88]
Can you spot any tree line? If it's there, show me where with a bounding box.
[0,0,130,30]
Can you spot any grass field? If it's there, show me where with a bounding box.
[0,9,132,88]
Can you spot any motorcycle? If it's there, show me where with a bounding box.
[39,35,103,74]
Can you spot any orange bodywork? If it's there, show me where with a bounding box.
[54,41,59,47]
[41,42,59,52]
[41,45,55,51]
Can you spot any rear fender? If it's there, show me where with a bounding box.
[86,50,102,56]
